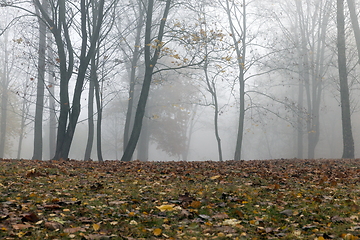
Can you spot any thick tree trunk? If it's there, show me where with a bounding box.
[32,0,48,160]
[337,0,355,159]
[137,116,149,161]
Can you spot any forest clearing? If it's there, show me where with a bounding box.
[1,158,360,239]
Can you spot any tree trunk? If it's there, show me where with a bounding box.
[229,0,246,161]
[337,0,355,158]
[123,4,144,152]
[182,105,197,161]
[32,0,48,160]
[94,61,103,163]
[297,72,304,159]
[48,36,56,159]
[137,116,149,161]
[121,0,172,162]
[0,31,8,159]
[17,91,28,159]
[84,61,95,161]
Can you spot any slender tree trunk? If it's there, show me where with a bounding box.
[223,0,246,161]
[84,61,95,160]
[337,0,355,158]
[0,31,8,159]
[84,48,96,162]
[121,0,171,162]
[203,58,223,161]
[48,37,56,159]
[17,94,28,159]
[297,77,304,159]
[33,0,48,160]
[123,5,144,152]
[94,62,103,162]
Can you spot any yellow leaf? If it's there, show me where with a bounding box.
[318,237,325,240]
[156,204,175,212]
[93,223,100,231]
[153,228,162,236]
[210,175,221,180]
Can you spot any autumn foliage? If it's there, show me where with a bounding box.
[1,158,360,239]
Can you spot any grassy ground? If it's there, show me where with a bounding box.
[1,158,360,239]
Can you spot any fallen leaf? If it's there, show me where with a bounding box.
[93,223,100,231]
[44,221,62,230]
[153,228,162,236]
[156,204,175,212]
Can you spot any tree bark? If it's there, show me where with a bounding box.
[94,60,103,163]
[84,59,95,160]
[337,0,355,159]
[48,36,56,159]
[137,116,149,161]
[32,0,48,160]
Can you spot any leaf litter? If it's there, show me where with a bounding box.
[1,158,360,239]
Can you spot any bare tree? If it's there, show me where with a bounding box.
[32,0,48,160]
[337,0,354,158]
[33,0,108,160]
[121,0,172,161]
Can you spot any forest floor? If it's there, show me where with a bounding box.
[1,159,360,240]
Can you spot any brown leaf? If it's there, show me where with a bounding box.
[179,192,194,202]
[64,227,85,233]
[190,200,201,209]
[44,204,62,210]
[212,212,229,220]
[12,224,32,230]
[21,212,39,223]
[44,221,62,230]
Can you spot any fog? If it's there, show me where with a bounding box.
[1,0,360,161]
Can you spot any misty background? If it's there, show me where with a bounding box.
[0,0,359,161]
